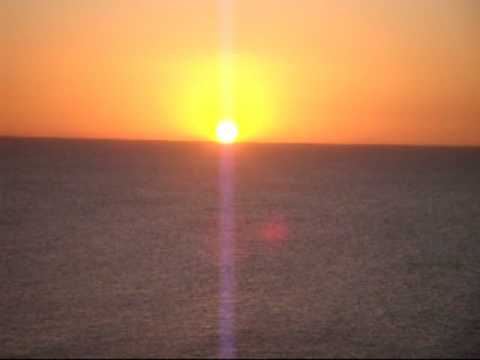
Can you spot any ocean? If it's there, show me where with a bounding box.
[1,138,480,357]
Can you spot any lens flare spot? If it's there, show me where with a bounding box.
[260,214,289,247]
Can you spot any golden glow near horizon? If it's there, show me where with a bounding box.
[2,0,480,145]
[166,55,279,143]
[216,120,238,144]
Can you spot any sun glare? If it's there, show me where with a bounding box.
[216,120,238,144]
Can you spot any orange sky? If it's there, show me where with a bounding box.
[2,0,480,145]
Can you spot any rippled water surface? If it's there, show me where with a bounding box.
[1,139,480,357]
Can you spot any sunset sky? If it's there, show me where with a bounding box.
[2,0,480,145]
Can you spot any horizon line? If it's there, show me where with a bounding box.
[1,134,479,149]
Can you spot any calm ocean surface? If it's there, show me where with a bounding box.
[1,138,480,357]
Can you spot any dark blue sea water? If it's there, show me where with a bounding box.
[1,138,480,357]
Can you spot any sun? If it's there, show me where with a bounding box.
[216,120,238,144]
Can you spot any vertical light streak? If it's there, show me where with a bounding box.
[218,2,236,357]
[220,0,235,120]
[218,146,235,358]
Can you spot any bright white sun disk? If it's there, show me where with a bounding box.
[217,120,238,144]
